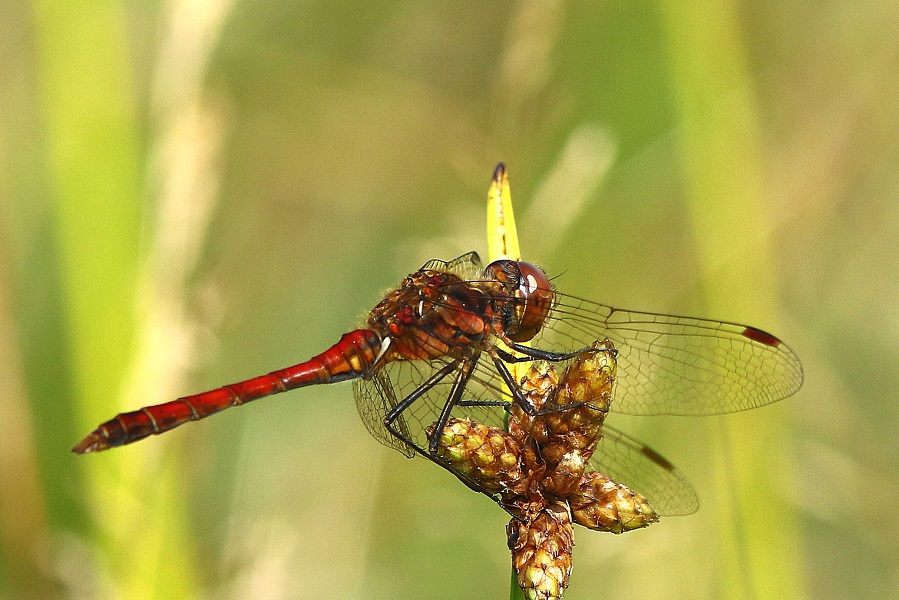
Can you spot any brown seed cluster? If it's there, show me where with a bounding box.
[433,340,659,600]
[507,501,573,600]
[435,418,524,495]
[569,471,658,534]
[510,346,614,498]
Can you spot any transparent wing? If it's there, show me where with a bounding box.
[353,354,513,459]
[589,424,698,516]
[357,281,804,423]
[419,252,483,279]
[531,294,804,416]
[354,350,522,503]
[353,370,417,458]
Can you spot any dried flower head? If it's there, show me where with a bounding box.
[507,501,574,600]
[432,340,659,600]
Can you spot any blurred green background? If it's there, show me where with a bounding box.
[1,1,897,598]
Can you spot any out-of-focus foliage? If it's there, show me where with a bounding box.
[1,1,896,599]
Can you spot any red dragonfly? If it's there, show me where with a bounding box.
[74,252,802,517]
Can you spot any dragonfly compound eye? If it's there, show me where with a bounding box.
[508,261,554,342]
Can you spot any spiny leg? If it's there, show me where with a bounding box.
[427,354,480,454]
[503,342,602,363]
[491,354,610,417]
[383,360,458,448]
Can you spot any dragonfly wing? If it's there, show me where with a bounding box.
[590,424,699,516]
[353,355,510,454]
[354,348,531,506]
[419,251,483,278]
[540,295,803,416]
[353,372,416,458]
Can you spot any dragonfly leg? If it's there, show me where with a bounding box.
[426,354,480,454]
[382,353,485,455]
[491,355,544,416]
[457,399,509,408]
[531,399,609,417]
[502,342,597,363]
[383,360,458,448]
[491,354,611,417]
[381,355,521,509]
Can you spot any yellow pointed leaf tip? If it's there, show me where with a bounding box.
[487,161,520,263]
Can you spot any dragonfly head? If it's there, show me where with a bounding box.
[485,259,555,342]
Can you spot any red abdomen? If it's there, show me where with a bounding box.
[72,329,382,453]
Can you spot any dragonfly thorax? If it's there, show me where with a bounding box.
[366,269,498,362]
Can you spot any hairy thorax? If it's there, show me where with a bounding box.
[367,270,509,361]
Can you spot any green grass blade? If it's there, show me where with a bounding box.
[657,3,807,599]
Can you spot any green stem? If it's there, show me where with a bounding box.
[510,568,526,600]
[485,162,528,600]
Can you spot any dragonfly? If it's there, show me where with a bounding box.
[74,252,803,517]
